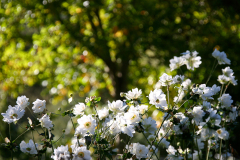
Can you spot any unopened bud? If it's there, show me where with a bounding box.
[62,129,65,133]
[120,92,126,97]
[58,108,61,111]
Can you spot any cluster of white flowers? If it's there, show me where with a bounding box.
[1,49,239,160]
[1,96,53,156]
[218,66,237,85]
[169,50,202,71]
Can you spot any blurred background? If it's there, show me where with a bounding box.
[0,0,240,159]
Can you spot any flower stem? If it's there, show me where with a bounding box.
[13,129,29,141]
[167,85,170,109]
[142,132,159,159]
[31,130,39,160]
[206,59,218,85]
[9,124,11,141]
[70,117,80,146]
[206,139,210,160]
[27,106,37,119]
[219,139,222,159]
[0,131,4,141]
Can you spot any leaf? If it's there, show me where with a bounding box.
[97,139,108,144]
[86,101,91,107]
[94,97,101,102]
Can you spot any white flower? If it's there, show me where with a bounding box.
[182,79,192,89]
[221,67,238,86]
[20,139,38,154]
[173,75,184,84]
[216,128,229,140]
[148,89,168,110]
[206,108,221,127]
[159,138,170,148]
[141,117,157,134]
[98,107,109,120]
[190,106,205,125]
[1,105,25,124]
[147,135,155,142]
[218,75,229,84]
[125,88,142,100]
[71,138,86,153]
[212,49,231,65]
[159,73,174,86]
[73,103,86,116]
[202,101,211,109]
[130,143,148,159]
[227,106,238,122]
[158,120,172,138]
[147,145,158,158]
[72,146,91,160]
[77,115,96,135]
[211,84,221,95]
[108,100,125,113]
[222,66,234,77]
[38,114,53,129]
[169,56,185,71]
[16,95,29,110]
[32,99,46,113]
[124,109,141,126]
[51,145,70,160]
[182,50,202,70]
[175,112,189,125]
[218,94,233,110]
[117,116,135,137]
[200,128,215,141]
[107,119,121,136]
[136,105,148,114]
[166,145,177,155]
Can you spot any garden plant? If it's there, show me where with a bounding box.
[1,49,239,160]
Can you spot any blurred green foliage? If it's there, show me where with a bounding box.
[1,0,240,159]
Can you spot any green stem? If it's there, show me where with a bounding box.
[223,82,230,94]
[167,85,170,109]
[206,139,210,160]
[13,129,29,141]
[220,84,224,97]
[219,139,222,159]
[31,130,39,160]
[53,133,65,144]
[0,131,4,140]
[27,106,37,119]
[206,59,218,85]
[9,124,11,141]
[142,132,159,159]
[70,117,80,147]
[149,127,171,159]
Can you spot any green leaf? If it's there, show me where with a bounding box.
[94,97,101,102]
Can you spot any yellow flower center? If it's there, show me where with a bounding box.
[131,115,136,120]
[10,113,18,119]
[78,152,84,158]
[84,122,91,128]
[217,129,222,134]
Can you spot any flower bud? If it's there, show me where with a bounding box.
[120,92,126,97]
